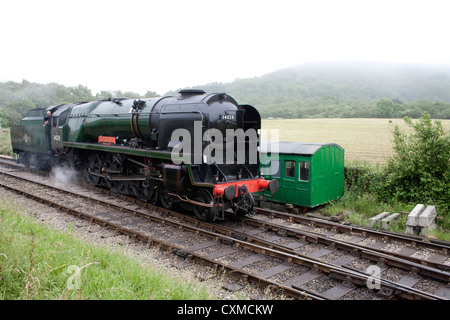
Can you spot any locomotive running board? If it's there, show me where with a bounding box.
[63,141,174,160]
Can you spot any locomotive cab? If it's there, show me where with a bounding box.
[50,104,74,152]
[11,105,64,169]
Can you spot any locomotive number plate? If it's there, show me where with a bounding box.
[219,114,235,120]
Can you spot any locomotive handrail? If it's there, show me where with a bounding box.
[77,112,156,117]
[71,110,176,119]
[70,110,207,119]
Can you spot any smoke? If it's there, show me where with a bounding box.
[49,166,79,185]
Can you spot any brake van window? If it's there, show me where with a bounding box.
[285,160,295,178]
[299,161,309,181]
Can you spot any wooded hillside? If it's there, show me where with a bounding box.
[2,61,450,126]
[0,80,158,126]
[175,61,450,119]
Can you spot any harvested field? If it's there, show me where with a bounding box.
[262,118,450,164]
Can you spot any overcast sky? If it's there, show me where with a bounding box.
[1,0,449,95]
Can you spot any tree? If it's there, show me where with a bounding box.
[144,90,159,98]
[70,85,93,102]
[381,112,450,215]
[376,99,403,118]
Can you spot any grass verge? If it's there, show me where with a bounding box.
[0,200,212,300]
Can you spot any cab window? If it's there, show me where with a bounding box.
[58,109,70,125]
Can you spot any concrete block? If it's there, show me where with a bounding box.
[406,204,425,226]
[419,224,436,236]
[405,226,416,235]
[418,206,437,227]
[369,212,390,228]
[381,213,401,230]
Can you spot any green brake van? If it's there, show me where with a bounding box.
[259,141,344,208]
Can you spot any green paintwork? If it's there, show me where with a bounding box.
[63,141,173,158]
[10,113,48,154]
[260,143,344,207]
[66,99,158,143]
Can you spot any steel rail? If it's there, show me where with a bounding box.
[254,207,450,254]
[0,171,443,300]
[0,172,323,300]
[83,180,450,284]
[239,215,450,283]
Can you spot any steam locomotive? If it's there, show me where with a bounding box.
[10,89,278,221]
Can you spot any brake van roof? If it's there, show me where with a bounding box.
[260,141,344,156]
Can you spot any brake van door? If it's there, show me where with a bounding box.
[281,158,297,204]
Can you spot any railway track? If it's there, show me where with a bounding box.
[253,207,450,258]
[222,215,450,296]
[0,159,449,300]
[237,210,450,275]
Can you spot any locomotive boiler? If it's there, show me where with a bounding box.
[11,89,278,221]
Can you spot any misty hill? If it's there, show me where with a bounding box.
[179,61,450,119]
[1,62,449,126]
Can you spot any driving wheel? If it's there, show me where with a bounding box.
[193,189,215,221]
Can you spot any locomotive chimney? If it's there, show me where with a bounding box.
[178,89,206,98]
